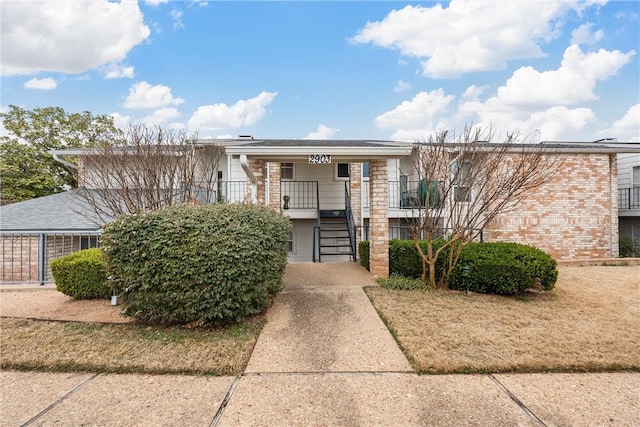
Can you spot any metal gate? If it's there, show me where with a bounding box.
[0,231,101,285]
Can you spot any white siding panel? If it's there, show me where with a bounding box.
[618,153,640,188]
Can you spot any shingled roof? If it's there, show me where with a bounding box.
[0,190,105,232]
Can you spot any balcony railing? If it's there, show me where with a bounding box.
[191,181,247,204]
[362,181,441,209]
[281,181,318,209]
[618,187,640,210]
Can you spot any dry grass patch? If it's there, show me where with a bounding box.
[0,317,264,375]
[365,266,640,374]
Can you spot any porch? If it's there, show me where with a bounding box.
[223,138,414,277]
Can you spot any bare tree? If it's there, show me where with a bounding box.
[74,124,225,223]
[407,126,561,289]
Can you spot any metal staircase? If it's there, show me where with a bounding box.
[313,182,357,262]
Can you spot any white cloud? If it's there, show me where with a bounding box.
[571,23,604,45]
[461,85,487,101]
[188,91,278,131]
[350,1,607,78]
[1,0,150,76]
[169,9,184,30]
[110,112,131,130]
[374,89,454,133]
[104,63,135,79]
[491,45,634,108]
[377,44,633,141]
[144,0,169,5]
[23,77,57,90]
[393,80,411,92]
[304,125,340,140]
[602,104,640,142]
[124,81,185,109]
[140,107,182,126]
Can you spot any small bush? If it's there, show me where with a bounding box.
[102,203,291,326]
[448,242,558,295]
[376,275,425,290]
[619,236,640,258]
[50,248,110,299]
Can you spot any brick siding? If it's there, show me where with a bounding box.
[486,153,618,260]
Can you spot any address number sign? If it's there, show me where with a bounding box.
[308,154,332,164]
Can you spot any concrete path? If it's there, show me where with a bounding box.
[2,263,639,426]
[245,263,412,373]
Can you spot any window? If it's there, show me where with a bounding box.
[453,160,471,202]
[286,229,294,253]
[633,166,640,187]
[335,163,349,180]
[280,163,294,180]
[362,162,370,179]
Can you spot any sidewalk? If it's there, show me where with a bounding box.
[3,371,637,426]
[1,263,638,426]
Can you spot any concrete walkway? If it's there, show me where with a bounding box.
[245,263,412,373]
[2,263,639,426]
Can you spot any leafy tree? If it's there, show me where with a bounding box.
[0,138,59,205]
[0,105,121,203]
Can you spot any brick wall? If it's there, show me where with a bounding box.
[369,160,389,277]
[349,163,362,249]
[268,162,281,210]
[1,235,40,282]
[486,153,617,260]
[248,159,265,204]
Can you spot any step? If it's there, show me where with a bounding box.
[320,243,353,248]
[320,228,349,236]
[319,209,346,218]
[320,251,354,256]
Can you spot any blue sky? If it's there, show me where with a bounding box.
[1,0,639,142]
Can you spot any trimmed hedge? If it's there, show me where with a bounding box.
[101,203,291,325]
[447,242,557,295]
[51,248,110,299]
[360,240,557,295]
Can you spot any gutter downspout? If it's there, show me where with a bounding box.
[51,153,78,170]
[240,154,258,204]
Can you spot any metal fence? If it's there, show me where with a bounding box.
[1,231,101,285]
[356,226,484,244]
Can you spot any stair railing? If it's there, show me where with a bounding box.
[344,181,357,261]
[313,181,321,262]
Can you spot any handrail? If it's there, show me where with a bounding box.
[344,181,357,261]
[315,182,321,262]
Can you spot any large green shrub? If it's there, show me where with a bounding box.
[448,242,558,295]
[101,203,291,325]
[51,248,110,299]
[361,239,557,295]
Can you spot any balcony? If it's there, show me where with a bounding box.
[618,187,640,211]
[190,181,247,204]
[280,181,319,210]
[363,181,440,210]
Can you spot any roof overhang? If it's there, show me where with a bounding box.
[221,139,413,161]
